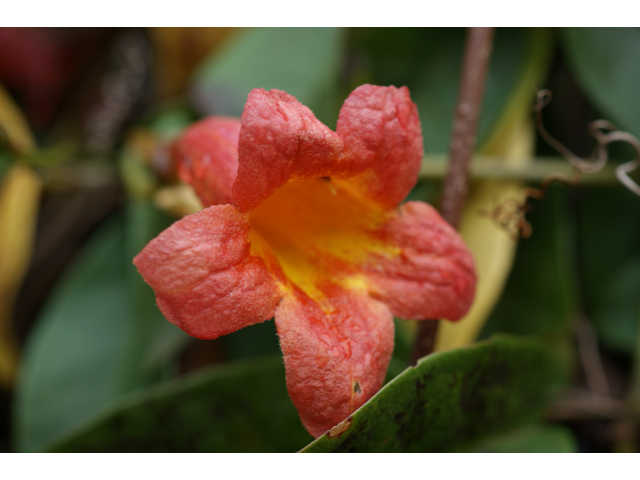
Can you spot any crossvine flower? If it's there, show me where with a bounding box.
[134,85,476,438]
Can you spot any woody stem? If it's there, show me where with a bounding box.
[410,27,495,365]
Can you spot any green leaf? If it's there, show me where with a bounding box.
[470,424,577,453]
[14,205,190,452]
[480,185,578,339]
[561,28,640,137]
[384,318,417,383]
[0,150,12,182]
[220,317,281,360]
[115,200,191,392]
[47,355,311,453]
[146,104,197,140]
[191,28,345,125]
[302,334,568,453]
[577,186,640,355]
[15,214,132,452]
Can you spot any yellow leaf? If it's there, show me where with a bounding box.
[0,83,40,388]
[0,165,41,387]
[436,118,532,351]
[154,183,204,218]
[435,28,552,351]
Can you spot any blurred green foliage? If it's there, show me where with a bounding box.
[471,424,577,453]
[577,187,640,355]
[351,28,528,153]
[47,335,566,453]
[192,28,344,125]
[480,185,579,340]
[48,355,311,453]
[7,27,640,452]
[562,28,640,138]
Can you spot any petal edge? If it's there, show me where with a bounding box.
[335,84,423,208]
[362,201,476,321]
[275,285,394,438]
[133,205,281,339]
[171,117,241,207]
[232,89,344,212]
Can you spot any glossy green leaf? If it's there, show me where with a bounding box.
[47,355,311,453]
[577,186,640,355]
[14,205,190,452]
[561,28,640,137]
[191,28,344,125]
[471,424,578,453]
[480,185,578,339]
[302,334,568,453]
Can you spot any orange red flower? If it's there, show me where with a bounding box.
[134,85,476,437]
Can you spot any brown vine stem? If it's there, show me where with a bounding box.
[410,27,495,366]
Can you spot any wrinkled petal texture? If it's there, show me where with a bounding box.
[171,117,241,207]
[335,84,424,208]
[232,89,344,212]
[362,201,476,321]
[248,177,475,436]
[275,285,394,438]
[231,85,423,212]
[133,205,280,339]
[140,85,476,438]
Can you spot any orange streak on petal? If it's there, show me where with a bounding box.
[249,177,398,303]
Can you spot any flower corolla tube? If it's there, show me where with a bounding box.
[134,85,476,438]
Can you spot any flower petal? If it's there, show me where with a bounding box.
[250,174,474,322]
[171,117,241,207]
[335,84,423,209]
[231,89,344,212]
[133,204,281,339]
[362,201,476,321]
[275,284,394,438]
